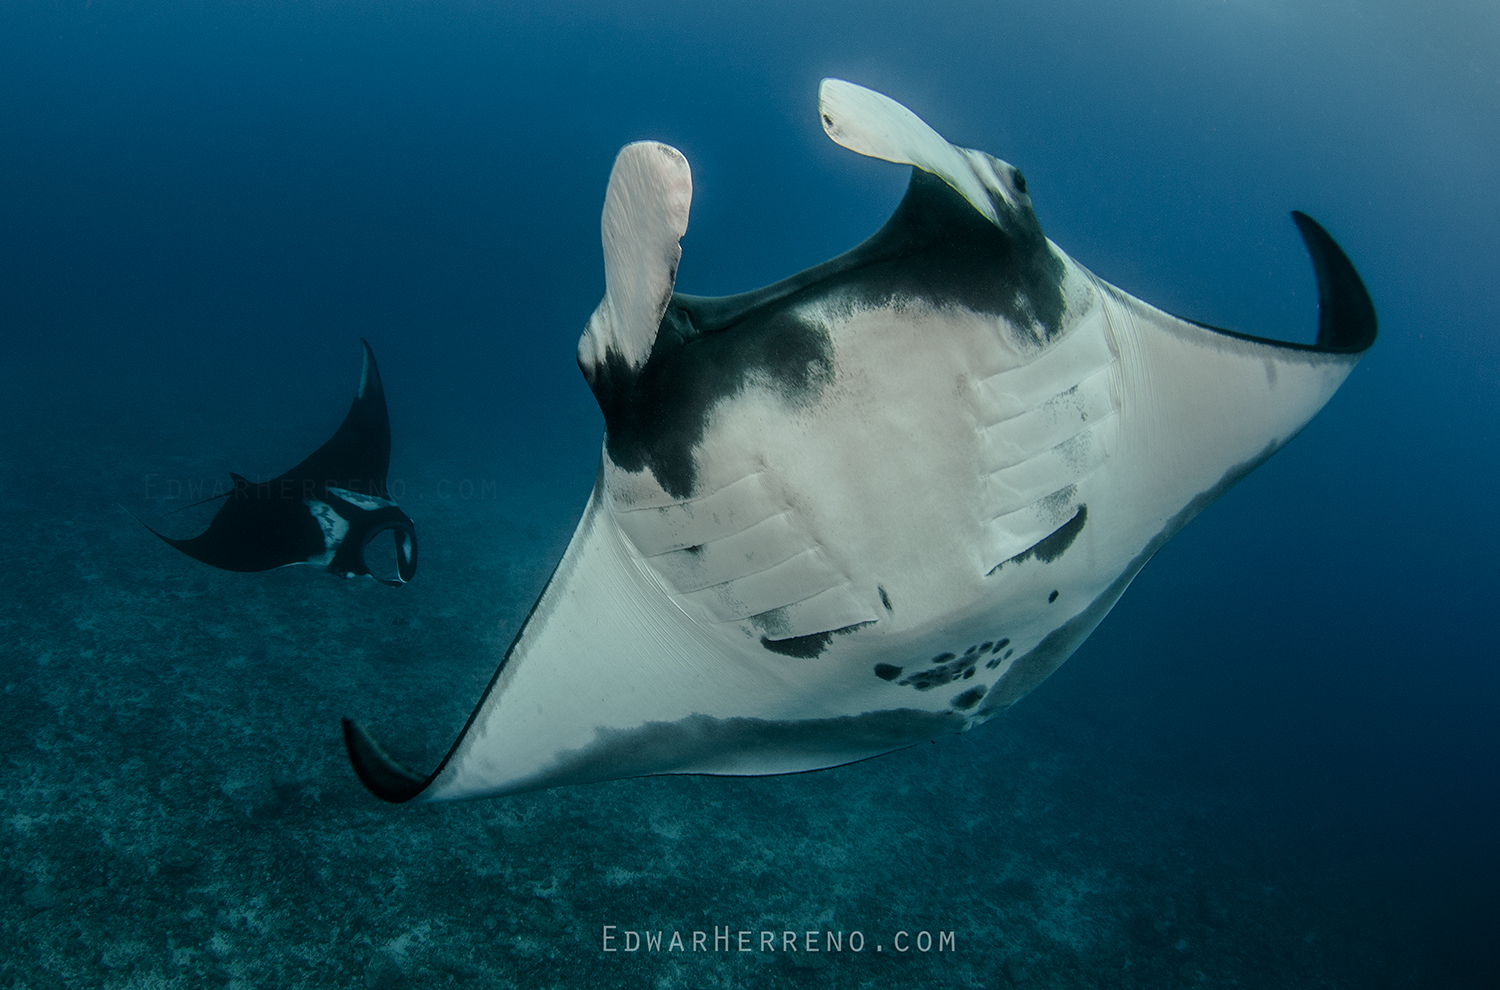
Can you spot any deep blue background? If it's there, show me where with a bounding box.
[3,0,1496,980]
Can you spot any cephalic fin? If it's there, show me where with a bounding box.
[577,142,693,381]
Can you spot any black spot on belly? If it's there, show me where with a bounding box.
[992,638,1010,654]
[985,658,1001,669]
[874,663,902,681]
[760,620,873,659]
[1032,507,1087,563]
[1048,590,1059,603]
[980,641,994,652]
[951,687,985,710]
[901,668,953,690]
[989,506,1088,574]
[761,631,831,658]
[902,649,984,691]
[878,586,894,613]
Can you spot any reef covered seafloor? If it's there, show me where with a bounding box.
[0,405,1465,990]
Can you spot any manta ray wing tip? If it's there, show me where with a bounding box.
[1289,211,1377,354]
[342,718,429,803]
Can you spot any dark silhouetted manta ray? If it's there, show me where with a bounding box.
[336,81,1376,802]
[137,339,417,587]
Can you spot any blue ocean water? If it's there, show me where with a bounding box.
[1,0,1496,986]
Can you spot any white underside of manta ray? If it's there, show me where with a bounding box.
[344,80,1376,803]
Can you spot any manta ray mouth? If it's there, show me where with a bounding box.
[322,486,417,585]
[339,515,418,587]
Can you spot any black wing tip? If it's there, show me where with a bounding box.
[1290,211,1378,354]
[356,338,383,401]
[342,718,429,803]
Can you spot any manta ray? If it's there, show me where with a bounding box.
[343,80,1375,802]
[136,340,417,587]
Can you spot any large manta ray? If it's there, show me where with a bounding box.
[344,80,1376,803]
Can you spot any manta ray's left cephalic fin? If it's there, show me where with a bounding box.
[576,141,693,383]
[136,339,418,586]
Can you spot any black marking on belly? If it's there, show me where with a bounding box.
[583,169,1064,498]
[877,632,1021,688]
[878,586,894,613]
[749,606,792,638]
[760,620,874,659]
[589,305,835,498]
[761,631,831,658]
[901,652,982,691]
[1048,590,1059,603]
[522,708,971,792]
[977,441,1287,720]
[951,687,986,711]
[986,642,1018,669]
[989,506,1088,575]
